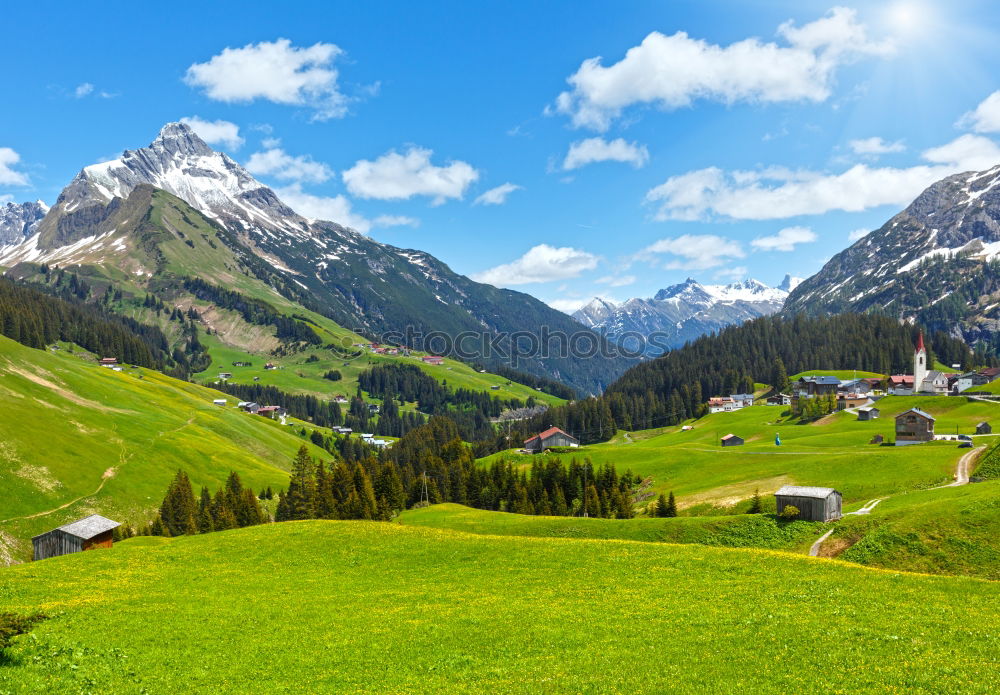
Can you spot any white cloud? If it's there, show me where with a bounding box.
[548,297,601,314]
[184,38,348,120]
[343,147,479,203]
[849,136,904,155]
[958,91,1000,133]
[0,194,12,204]
[180,117,244,149]
[74,83,94,98]
[645,134,1000,221]
[245,148,333,183]
[751,226,817,252]
[640,234,744,270]
[553,7,893,130]
[472,244,600,286]
[261,137,281,149]
[474,182,522,206]
[713,266,750,281]
[562,137,649,170]
[597,274,636,287]
[848,228,870,241]
[0,148,29,186]
[274,183,417,234]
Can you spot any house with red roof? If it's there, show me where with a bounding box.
[523,426,579,453]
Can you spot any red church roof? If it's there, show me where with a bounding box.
[916,331,925,353]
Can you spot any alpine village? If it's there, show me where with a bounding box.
[2,3,1000,693]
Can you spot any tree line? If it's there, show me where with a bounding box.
[0,276,167,368]
[494,314,975,447]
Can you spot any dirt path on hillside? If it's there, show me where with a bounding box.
[931,445,984,488]
[0,466,118,525]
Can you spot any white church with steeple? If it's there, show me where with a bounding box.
[914,332,948,394]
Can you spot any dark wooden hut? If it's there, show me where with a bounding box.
[720,433,744,447]
[976,421,992,435]
[32,514,120,561]
[774,486,842,522]
[895,408,935,444]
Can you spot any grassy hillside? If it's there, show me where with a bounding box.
[485,395,1000,509]
[0,335,327,563]
[790,369,885,380]
[1,522,998,693]
[820,480,1000,579]
[398,503,825,551]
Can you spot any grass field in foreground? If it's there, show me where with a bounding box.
[483,395,1000,509]
[398,503,825,552]
[822,479,1000,579]
[1,521,999,694]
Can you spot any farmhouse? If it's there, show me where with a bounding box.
[977,421,992,435]
[774,486,842,522]
[212,399,227,406]
[766,393,791,406]
[99,357,118,367]
[793,376,840,398]
[837,394,870,410]
[421,356,444,365]
[32,514,120,561]
[720,433,743,447]
[240,402,260,414]
[264,362,277,370]
[707,396,743,413]
[257,405,285,419]
[857,407,879,421]
[730,393,754,408]
[895,408,935,444]
[887,375,914,395]
[218,372,233,380]
[524,426,579,453]
[955,372,990,393]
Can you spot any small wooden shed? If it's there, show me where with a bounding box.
[721,433,744,447]
[32,514,120,561]
[976,421,992,435]
[774,485,842,522]
[524,426,580,453]
[857,407,879,421]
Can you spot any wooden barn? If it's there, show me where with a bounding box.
[857,407,879,421]
[720,433,744,447]
[895,408,935,444]
[32,514,120,561]
[524,426,579,453]
[977,421,992,435]
[774,486,842,522]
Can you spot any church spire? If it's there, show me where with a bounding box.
[916,331,925,353]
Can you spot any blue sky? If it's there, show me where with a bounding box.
[2,0,1000,312]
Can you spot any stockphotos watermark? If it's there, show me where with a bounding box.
[336,327,672,364]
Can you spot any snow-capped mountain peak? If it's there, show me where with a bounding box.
[573,276,792,357]
[0,200,48,248]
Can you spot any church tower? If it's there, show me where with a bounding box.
[914,331,928,391]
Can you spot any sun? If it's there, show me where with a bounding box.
[883,1,930,38]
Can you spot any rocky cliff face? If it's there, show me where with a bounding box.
[783,164,1000,343]
[0,201,47,247]
[574,277,795,356]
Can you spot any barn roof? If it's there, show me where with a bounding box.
[54,514,119,540]
[524,426,574,444]
[897,408,935,421]
[775,485,839,499]
[799,375,840,385]
[720,433,741,440]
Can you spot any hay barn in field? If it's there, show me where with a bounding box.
[32,514,120,561]
[774,486,842,522]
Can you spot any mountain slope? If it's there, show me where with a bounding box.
[574,277,796,356]
[783,164,1000,345]
[0,200,47,246]
[0,333,329,564]
[0,123,628,392]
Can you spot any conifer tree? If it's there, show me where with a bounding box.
[748,489,763,514]
[665,491,678,518]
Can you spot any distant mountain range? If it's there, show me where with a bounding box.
[573,276,801,356]
[0,123,630,394]
[783,163,1000,347]
[0,200,47,247]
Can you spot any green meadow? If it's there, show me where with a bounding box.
[0,335,324,561]
[398,503,825,551]
[823,479,1000,579]
[482,395,1000,508]
[2,521,999,694]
